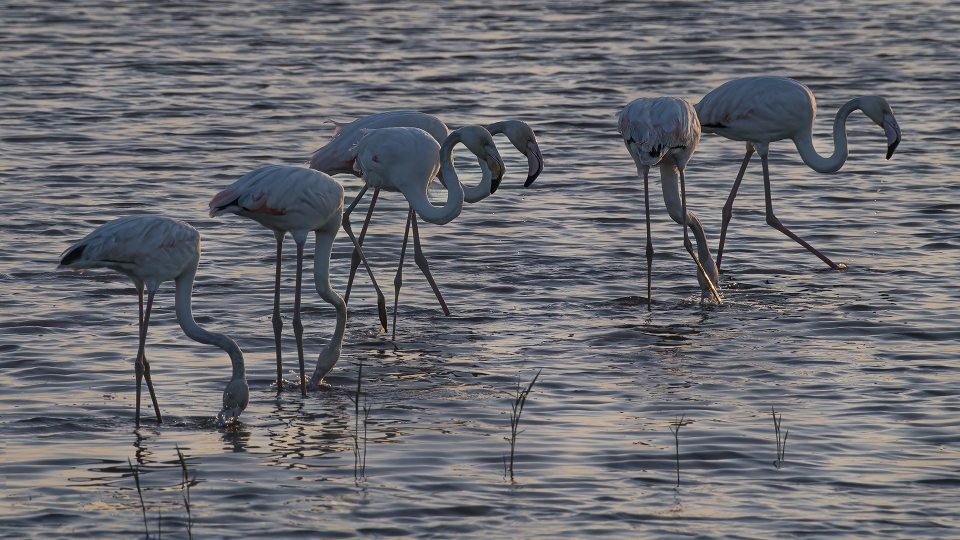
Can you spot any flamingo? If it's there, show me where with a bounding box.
[348,125,505,338]
[618,97,723,307]
[308,110,542,191]
[307,111,542,307]
[208,165,383,394]
[694,76,903,270]
[59,215,249,426]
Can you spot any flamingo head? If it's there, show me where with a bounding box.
[216,377,249,426]
[306,346,342,389]
[458,126,506,194]
[625,136,667,168]
[860,96,901,160]
[493,120,543,187]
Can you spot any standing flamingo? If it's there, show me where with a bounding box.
[308,111,542,306]
[694,76,903,270]
[349,125,505,338]
[618,97,723,306]
[208,165,383,394]
[59,216,249,426]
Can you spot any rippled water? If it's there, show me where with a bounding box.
[3,1,960,537]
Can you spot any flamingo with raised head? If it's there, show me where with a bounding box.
[59,215,249,426]
[348,125,505,338]
[618,97,723,307]
[308,111,542,306]
[695,76,903,270]
[209,165,383,394]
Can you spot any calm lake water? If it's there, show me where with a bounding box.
[3,1,960,537]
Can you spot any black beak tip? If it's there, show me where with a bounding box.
[886,137,900,160]
[490,175,503,195]
[523,173,538,188]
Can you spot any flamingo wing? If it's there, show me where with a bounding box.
[209,166,343,228]
[60,215,200,280]
[354,127,441,193]
[695,76,816,143]
[309,111,449,175]
[618,97,700,166]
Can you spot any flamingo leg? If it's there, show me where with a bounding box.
[411,212,450,316]
[643,166,653,309]
[716,147,754,270]
[341,187,389,332]
[760,153,845,271]
[392,208,413,340]
[679,170,723,304]
[293,241,307,395]
[343,186,377,304]
[138,288,163,424]
[135,290,161,426]
[342,185,366,305]
[272,235,284,392]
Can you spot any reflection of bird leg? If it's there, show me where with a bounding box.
[393,208,413,340]
[293,241,307,396]
[679,170,722,304]
[760,153,845,271]
[343,186,380,304]
[272,235,284,391]
[341,187,388,331]
[643,166,653,309]
[716,146,753,270]
[411,214,450,316]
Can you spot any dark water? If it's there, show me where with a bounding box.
[3,1,960,537]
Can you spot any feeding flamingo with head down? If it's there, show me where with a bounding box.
[209,165,385,394]
[59,215,249,426]
[694,76,902,271]
[618,96,723,307]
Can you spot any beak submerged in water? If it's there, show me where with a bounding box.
[883,113,901,160]
[524,141,543,187]
[216,406,243,427]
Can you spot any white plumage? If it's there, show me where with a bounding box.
[308,110,543,194]
[618,97,722,306]
[694,76,902,271]
[343,125,506,338]
[210,165,379,393]
[60,215,248,426]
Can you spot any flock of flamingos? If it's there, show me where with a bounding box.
[57,76,902,426]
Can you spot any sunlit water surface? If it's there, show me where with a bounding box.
[3,1,960,537]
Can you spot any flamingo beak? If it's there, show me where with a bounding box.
[216,407,239,427]
[486,151,506,195]
[307,369,327,389]
[883,113,901,160]
[524,142,543,187]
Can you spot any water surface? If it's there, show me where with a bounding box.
[2,1,960,537]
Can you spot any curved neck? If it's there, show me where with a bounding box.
[311,229,347,380]
[463,159,493,203]
[792,97,861,173]
[486,121,508,136]
[658,157,713,264]
[404,132,465,225]
[174,267,245,381]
